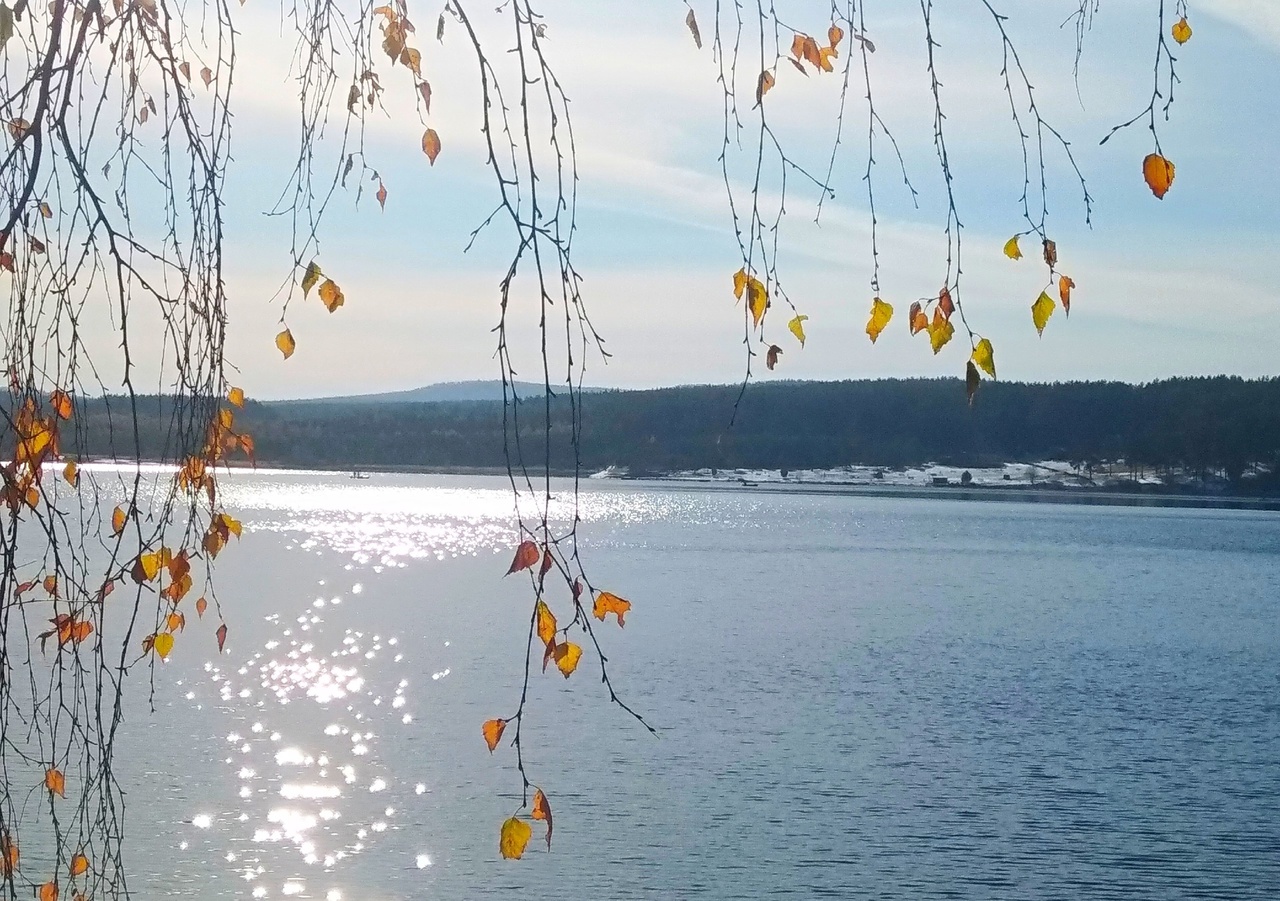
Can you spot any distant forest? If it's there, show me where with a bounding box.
[58,377,1280,491]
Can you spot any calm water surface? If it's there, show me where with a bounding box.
[115,472,1280,899]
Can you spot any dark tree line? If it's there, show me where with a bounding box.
[45,377,1280,492]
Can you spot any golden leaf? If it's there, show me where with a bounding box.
[828,24,845,49]
[506,540,540,575]
[51,389,73,419]
[1142,153,1175,199]
[928,308,954,355]
[195,596,208,618]
[46,767,66,798]
[318,279,345,313]
[152,631,174,660]
[111,505,126,536]
[553,641,581,678]
[1032,290,1055,336]
[746,277,768,328]
[593,591,631,627]
[39,201,53,219]
[69,853,88,877]
[39,881,57,901]
[535,600,557,649]
[732,268,748,300]
[301,260,322,296]
[399,46,421,77]
[62,460,77,486]
[482,718,506,753]
[788,314,808,347]
[228,386,245,408]
[276,328,296,359]
[532,788,553,849]
[1003,235,1023,260]
[908,301,927,336]
[499,817,532,860]
[1059,275,1075,315]
[865,297,893,344]
[972,338,996,379]
[1172,16,1192,44]
[422,128,441,165]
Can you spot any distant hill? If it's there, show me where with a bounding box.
[286,379,604,404]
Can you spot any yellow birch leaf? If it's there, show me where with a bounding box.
[1142,153,1175,199]
[593,591,631,627]
[318,279,345,313]
[228,386,245,407]
[196,596,208,618]
[46,767,66,798]
[971,338,996,379]
[69,853,88,877]
[1032,291,1055,336]
[746,278,768,328]
[1172,16,1192,44]
[1003,235,1023,259]
[865,297,893,344]
[63,460,77,486]
[928,309,954,355]
[732,268,747,300]
[482,718,506,752]
[301,261,322,296]
[276,328,296,359]
[535,600,556,649]
[788,314,808,347]
[553,641,582,678]
[422,128,441,165]
[152,631,174,660]
[499,817,532,860]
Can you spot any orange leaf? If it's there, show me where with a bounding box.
[422,128,441,165]
[167,611,186,633]
[482,718,506,753]
[0,833,17,877]
[790,33,807,60]
[938,286,954,320]
[111,505,126,536]
[43,574,57,595]
[50,389,73,420]
[39,881,58,901]
[195,596,208,618]
[1142,153,1175,199]
[69,853,88,877]
[532,788,553,850]
[592,591,631,627]
[376,180,388,211]
[828,24,844,48]
[318,279,345,313]
[45,767,66,798]
[909,302,927,336]
[1171,16,1192,44]
[1059,275,1075,315]
[506,540,540,575]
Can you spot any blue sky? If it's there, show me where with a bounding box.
[209,1,1279,399]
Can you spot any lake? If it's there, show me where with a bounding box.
[111,471,1280,899]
